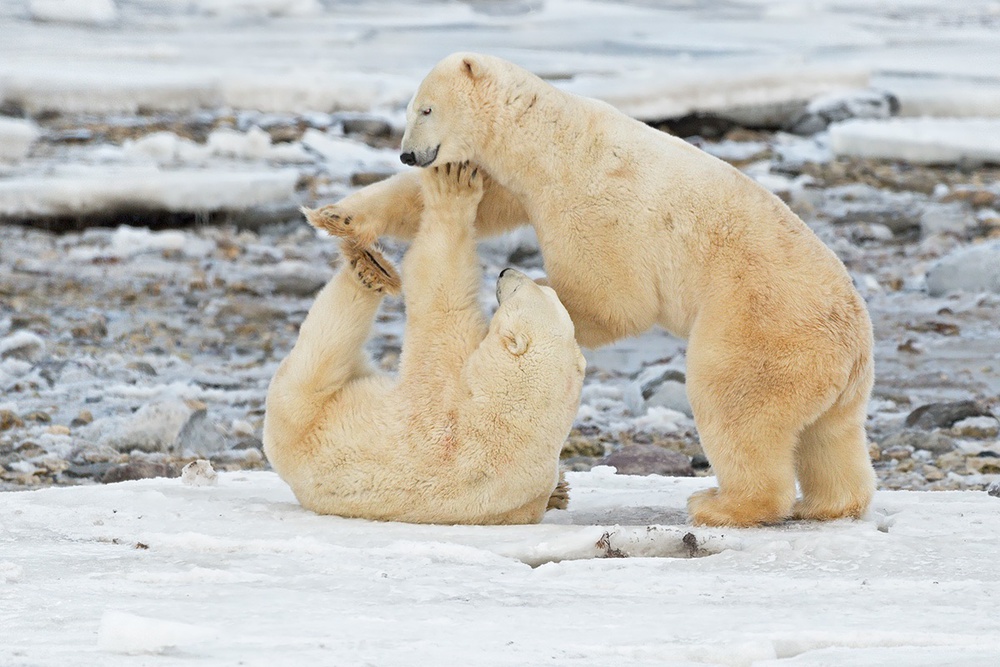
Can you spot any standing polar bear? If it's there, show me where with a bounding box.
[315,52,876,527]
[263,162,586,524]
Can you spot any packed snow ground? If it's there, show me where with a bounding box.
[2,469,999,666]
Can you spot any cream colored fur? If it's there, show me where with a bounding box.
[263,162,585,525]
[316,52,877,528]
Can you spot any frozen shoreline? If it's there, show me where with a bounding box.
[2,469,999,666]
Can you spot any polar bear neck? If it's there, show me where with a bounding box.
[474,71,597,201]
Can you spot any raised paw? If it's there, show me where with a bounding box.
[302,204,377,247]
[420,160,484,212]
[340,240,401,296]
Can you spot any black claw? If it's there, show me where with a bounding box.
[445,163,451,175]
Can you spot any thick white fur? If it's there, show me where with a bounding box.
[263,162,586,525]
[319,52,877,527]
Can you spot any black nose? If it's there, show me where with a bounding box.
[400,152,416,166]
[499,267,512,279]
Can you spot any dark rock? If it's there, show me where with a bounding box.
[341,118,393,138]
[350,171,394,187]
[0,410,24,431]
[23,411,51,423]
[880,429,956,456]
[101,461,177,484]
[601,444,694,477]
[507,243,541,267]
[988,480,1000,498]
[905,401,994,430]
[233,435,263,450]
[63,462,115,479]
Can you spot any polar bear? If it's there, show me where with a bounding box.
[312,52,877,527]
[263,161,586,525]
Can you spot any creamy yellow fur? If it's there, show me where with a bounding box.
[263,162,586,525]
[319,52,877,528]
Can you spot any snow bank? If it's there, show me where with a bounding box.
[28,0,118,25]
[829,118,1000,165]
[3,470,1000,666]
[0,117,40,162]
[0,167,298,217]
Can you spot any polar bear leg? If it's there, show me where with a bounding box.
[685,414,799,527]
[309,168,528,246]
[793,392,875,521]
[396,162,487,395]
[267,248,393,420]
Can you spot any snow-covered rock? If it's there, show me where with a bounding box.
[0,117,40,162]
[99,399,228,455]
[829,118,1000,165]
[0,331,45,362]
[926,240,1000,296]
[787,88,898,135]
[181,459,219,487]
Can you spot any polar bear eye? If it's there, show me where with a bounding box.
[420,107,432,116]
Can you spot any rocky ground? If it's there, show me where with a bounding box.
[1,110,999,497]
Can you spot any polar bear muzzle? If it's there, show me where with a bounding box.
[400,144,440,168]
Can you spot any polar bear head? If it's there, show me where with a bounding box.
[491,268,584,371]
[400,52,503,168]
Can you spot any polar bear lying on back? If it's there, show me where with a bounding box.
[263,162,585,524]
[312,52,877,527]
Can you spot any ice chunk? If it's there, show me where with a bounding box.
[0,118,40,163]
[829,118,1000,165]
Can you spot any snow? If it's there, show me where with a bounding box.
[28,0,118,26]
[2,0,999,119]
[829,118,1000,165]
[0,167,298,217]
[2,470,1000,665]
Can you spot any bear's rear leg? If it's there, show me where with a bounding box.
[793,396,875,521]
[546,472,570,510]
[685,414,798,527]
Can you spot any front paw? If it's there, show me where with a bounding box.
[302,204,377,247]
[340,240,401,295]
[421,161,484,211]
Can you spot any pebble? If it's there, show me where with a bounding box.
[988,480,1000,498]
[0,410,24,431]
[70,410,94,427]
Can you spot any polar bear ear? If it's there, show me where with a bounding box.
[502,330,530,356]
[461,55,485,81]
